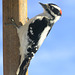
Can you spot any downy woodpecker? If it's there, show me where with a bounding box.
[16,2,62,75]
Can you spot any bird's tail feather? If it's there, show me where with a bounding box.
[18,67,28,75]
[18,58,30,75]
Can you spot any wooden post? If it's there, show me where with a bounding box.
[3,0,28,75]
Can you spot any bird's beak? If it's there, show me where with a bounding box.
[39,2,45,6]
[39,2,47,9]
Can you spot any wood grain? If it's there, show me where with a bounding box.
[3,0,28,75]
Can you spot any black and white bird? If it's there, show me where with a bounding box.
[15,2,62,75]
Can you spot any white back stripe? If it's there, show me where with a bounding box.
[38,26,50,47]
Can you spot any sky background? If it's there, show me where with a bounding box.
[0,0,75,75]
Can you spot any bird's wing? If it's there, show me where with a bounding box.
[17,16,51,75]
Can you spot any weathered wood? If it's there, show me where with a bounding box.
[3,0,28,75]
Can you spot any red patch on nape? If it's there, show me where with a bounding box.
[60,9,62,15]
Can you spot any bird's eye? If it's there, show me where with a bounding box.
[50,6,54,10]
[52,7,54,10]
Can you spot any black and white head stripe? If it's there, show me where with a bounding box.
[48,3,61,16]
[39,2,62,16]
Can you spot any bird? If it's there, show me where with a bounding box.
[14,2,62,75]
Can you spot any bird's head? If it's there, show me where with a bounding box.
[39,2,62,17]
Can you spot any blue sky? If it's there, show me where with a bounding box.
[0,0,75,75]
